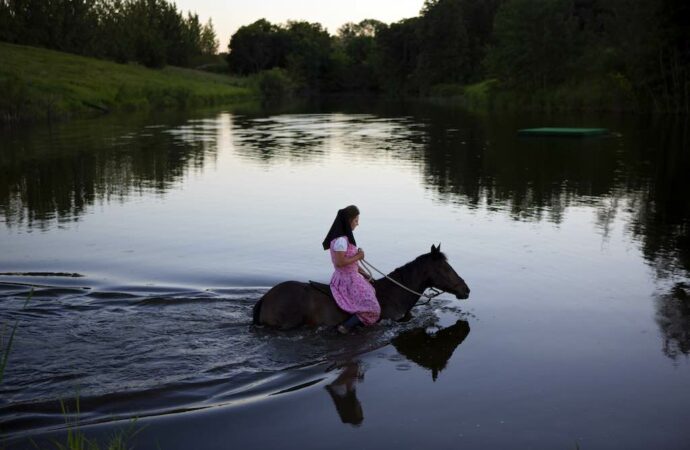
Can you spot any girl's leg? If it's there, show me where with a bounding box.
[337,314,362,334]
[343,314,362,328]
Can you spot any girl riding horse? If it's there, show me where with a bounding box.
[322,205,381,334]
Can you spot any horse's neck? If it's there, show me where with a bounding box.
[374,262,429,320]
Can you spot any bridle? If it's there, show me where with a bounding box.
[360,259,445,306]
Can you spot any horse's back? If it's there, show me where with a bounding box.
[255,280,346,329]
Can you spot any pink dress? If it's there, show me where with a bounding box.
[329,237,381,325]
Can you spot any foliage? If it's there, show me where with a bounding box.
[200,18,219,55]
[484,0,581,89]
[283,21,333,91]
[374,18,421,94]
[333,19,386,91]
[1,0,688,111]
[227,19,333,91]
[416,0,470,91]
[257,68,294,102]
[227,19,287,74]
[0,0,216,68]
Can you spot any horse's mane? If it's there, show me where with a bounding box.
[385,251,447,281]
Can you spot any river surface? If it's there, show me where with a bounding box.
[1,99,689,449]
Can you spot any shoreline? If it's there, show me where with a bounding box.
[0,42,259,126]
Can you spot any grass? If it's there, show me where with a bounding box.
[49,396,142,450]
[0,42,258,123]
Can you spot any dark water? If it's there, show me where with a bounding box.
[1,100,689,449]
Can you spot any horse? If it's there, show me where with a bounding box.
[252,244,470,329]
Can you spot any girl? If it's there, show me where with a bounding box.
[322,205,381,334]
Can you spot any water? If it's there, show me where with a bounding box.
[1,99,689,449]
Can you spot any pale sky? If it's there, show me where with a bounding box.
[172,0,425,52]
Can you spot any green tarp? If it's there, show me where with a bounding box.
[518,127,609,137]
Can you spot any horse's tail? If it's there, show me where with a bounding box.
[252,298,263,325]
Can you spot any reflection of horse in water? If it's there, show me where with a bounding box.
[656,282,690,359]
[325,320,471,425]
[253,245,470,329]
[392,320,470,381]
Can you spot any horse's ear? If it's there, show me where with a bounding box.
[431,244,438,254]
[437,242,441,251]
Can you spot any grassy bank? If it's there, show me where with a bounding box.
[429,76,639,113]
[0,42,258,123]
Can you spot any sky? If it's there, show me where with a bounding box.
[172,0,425,52]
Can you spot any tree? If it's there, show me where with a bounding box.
[334,19,386,91]
[227,19,286,74]
[458,0,504,81]
[416,0,471,90]
[375,17,421,93]
[283,21,333,90]
[484,0,581,89]
[200,18,218,55]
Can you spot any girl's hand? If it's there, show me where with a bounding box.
[357,249,365,260]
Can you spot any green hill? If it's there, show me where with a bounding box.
[0,42,257,123]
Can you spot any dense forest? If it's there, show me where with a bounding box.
[0,0,218,67]
[1,0,688,112]
[227,0,689,112]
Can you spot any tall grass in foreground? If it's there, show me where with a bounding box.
[48,396,141,450]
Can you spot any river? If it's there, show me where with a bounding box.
[1,98,689,449]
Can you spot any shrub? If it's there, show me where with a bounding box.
[257,68,294,102]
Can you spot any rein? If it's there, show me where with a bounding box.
[360,258,444,306]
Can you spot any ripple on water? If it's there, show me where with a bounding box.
[0,279,454,438]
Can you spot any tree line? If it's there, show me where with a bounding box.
[0,0,218,67]
[227,0,689,112]
[1,0,687,112]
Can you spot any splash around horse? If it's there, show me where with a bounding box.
[252,244,470,330]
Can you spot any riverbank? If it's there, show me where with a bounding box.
[0,42,258,124]
[428,77,640,113]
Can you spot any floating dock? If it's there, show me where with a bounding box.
[518,127,609,137]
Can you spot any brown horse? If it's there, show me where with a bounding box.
[253,244,470,329]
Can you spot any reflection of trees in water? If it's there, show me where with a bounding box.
[421,112,620,223]
[622,119,690,278]
[231,113,427,164]
[656,283,690,359]
[420,113,690,277]
[231,114,328,162]
[392,320,470,381]
[417,113,690,361]
[0,116,217,229]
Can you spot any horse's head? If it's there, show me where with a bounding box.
[426,244,470,300]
